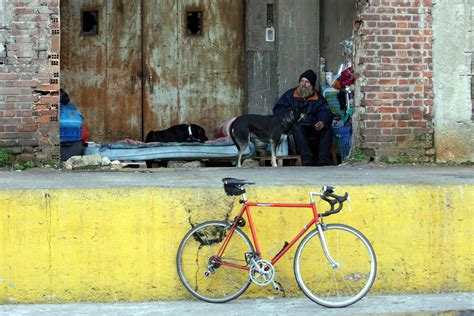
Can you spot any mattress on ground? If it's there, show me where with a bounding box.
[83,140,255,161]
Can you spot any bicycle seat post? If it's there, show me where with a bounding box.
[241,191,248,203]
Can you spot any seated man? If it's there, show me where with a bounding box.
[273,69,333,166]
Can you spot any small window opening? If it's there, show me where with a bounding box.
[266,4,274,26]
[187,11,202,36]
[82,11,98,35]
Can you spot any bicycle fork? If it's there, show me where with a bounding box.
[316,223,340,268]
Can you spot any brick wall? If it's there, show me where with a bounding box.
[354,0,434,162]
[0,0,60,164]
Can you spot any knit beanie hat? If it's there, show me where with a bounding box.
[299,69,317,87]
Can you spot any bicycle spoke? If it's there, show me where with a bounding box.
[193,270,243,285]
[294,224,376,307]
[204,273,247,284]
[177,221,254,303]
[337,268,366,292]
[179,251,247,263]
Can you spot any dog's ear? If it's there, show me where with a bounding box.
[294,106,306,121]
[285,105,295,115]
[191,124,209,142]
[299,104,310,116]
[200,128,209,141]
[292,105,303,115]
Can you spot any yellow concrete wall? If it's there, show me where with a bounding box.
[0,184,472,303]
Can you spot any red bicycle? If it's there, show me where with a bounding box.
[177,178,376,307]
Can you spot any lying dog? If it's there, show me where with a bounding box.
[145,124,208,143]
[230,107,304,167]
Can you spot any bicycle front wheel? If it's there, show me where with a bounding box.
[176,221,254,303]
[294,224,377,308]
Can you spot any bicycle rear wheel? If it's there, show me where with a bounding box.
[176,221,254,303]
[294,224,376,307]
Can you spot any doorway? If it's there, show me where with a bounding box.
[60,0,245,142]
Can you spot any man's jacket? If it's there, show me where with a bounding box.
[273,88,333,127]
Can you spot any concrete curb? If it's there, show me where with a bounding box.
[1,166,472,303]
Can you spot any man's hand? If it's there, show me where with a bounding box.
[314,121,325,131]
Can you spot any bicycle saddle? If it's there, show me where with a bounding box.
[222,178,255,185]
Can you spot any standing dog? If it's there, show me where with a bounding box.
[230,106,304,167]
[145,124,208,143]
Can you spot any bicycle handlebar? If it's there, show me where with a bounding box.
[313,186,349,217]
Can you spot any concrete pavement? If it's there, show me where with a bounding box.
[0,293,473,315]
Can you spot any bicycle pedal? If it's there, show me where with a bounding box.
[272,280,285,296]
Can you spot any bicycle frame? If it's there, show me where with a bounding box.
[178,183,375,307]
[215,198,321,270]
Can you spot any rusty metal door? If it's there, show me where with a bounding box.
[61,0,244,141]
[142,0,245,137]
[61,0,143,142]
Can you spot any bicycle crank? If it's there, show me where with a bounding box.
[249,259,275,286]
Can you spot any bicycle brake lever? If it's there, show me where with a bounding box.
[322,186,335,194]
[347,194,352,212]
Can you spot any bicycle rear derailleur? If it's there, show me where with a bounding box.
[204,255,221,276]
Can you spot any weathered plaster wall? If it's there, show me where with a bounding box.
[1,184,472,303]
[245,0,279,115]
[320,0,358,73]
[277,0,320,96]
[432,0,474,162]
[246,0,320,115]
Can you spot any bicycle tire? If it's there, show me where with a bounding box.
[176,221,254,303]
[294,224,377,308]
